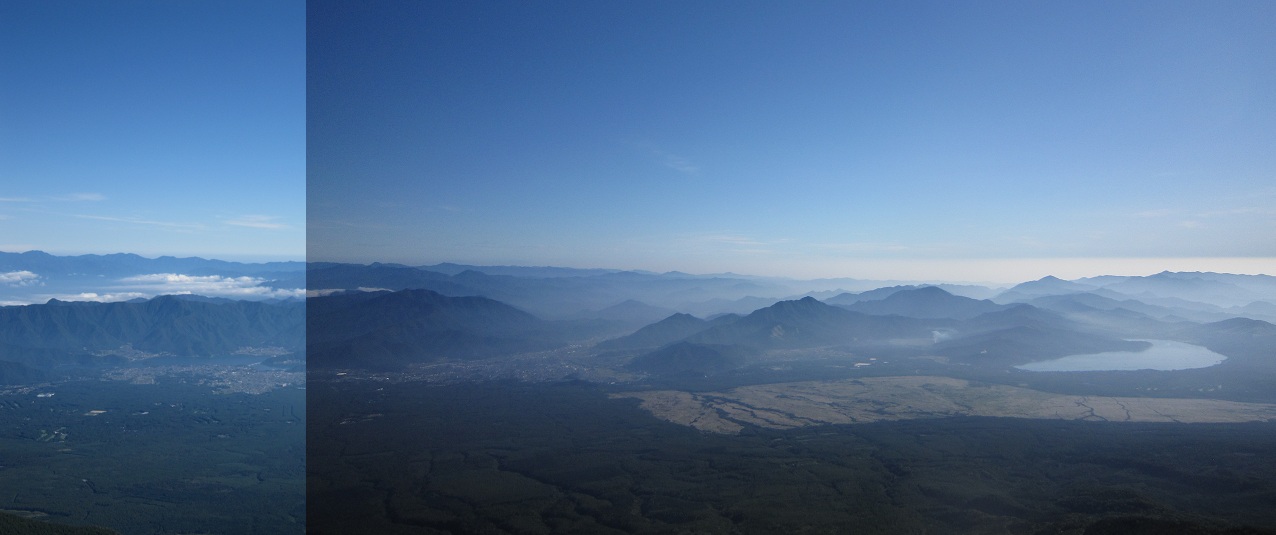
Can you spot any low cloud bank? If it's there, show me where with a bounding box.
[115,273,305,300]
[1,273,304,305]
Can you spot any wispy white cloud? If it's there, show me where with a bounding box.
[653,149,700,176]
[1133,208,1175,218]
[1197,206,1271,218]
[699,234,769,247]
[54,193,106,202]
[1,193,104,203]
[813,242,914,253]
[225,215,290,230]
[1135,206,1273,220]
[74,214,204,230]
[45,292,149,303]
[674,233,782,256]
[0,270,42,287]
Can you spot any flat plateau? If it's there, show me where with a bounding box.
[613,376,1276,434]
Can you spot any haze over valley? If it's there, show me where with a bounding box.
[303,0,1274,532]
[7,0,1274,532]
[308,260,1276,401]
[307,260,1276,533]
[0,252,306,533]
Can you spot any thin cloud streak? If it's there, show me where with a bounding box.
[651,148,700,176]
[813,242,915,254]
[0,194,105,202]
[225,215,290,230]
[1133,209,1175,218]
[74,214,205,230]
[696,234,769,247]
[54,193,106,201]
[41,292,150,303]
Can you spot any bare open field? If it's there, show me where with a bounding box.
[613,376,1276,434]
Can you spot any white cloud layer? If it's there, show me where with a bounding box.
[1,270,42,287]
[48,292,149,303]
[115,273,305,300]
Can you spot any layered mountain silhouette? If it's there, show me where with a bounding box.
[296,263,1276,376]
[1095,272,1266,308]
[304,262,1276,326]
[306,289,571,370]
[593,294,1163,374]
[685,296,939,350]
[993,276,1098,302]
[0,296,303,382]
[567,299,678,333]
[824,285,921,306]
[308,263,850,318]
[0,250,302,278]
[836,286,1008,320]
[595,313,713,351]
[0,296,303,355]
[933,326,1150,366]
[1177,317,1276,372]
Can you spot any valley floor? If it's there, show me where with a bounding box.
[308,378,1276,534]
[614,375,1276,434]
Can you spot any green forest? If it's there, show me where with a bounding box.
[0,380,304,534]
[308,380,1276,534]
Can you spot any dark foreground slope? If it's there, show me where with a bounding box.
[308,380,1276,535]
[0,512,118,535]
[1,380,304,534]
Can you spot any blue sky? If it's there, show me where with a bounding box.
[1,1,304,262]
[308,1,1276,282]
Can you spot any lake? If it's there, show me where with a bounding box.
[1015,339,1226,372]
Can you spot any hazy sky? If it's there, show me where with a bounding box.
[306,2,1269,281]
[1,1,304,262]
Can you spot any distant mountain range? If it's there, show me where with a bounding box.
[1,250,303,278]
[306,262,805,319]
[834,286,1008,320]
[595,313,713,352]
[7,255,1275,386]
[297,262,1276,378]
[0,250,305,305]
[308,262,1276,323]
[302,285,1178,378]
[996,272,1276,310]
[307,289,577,370]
